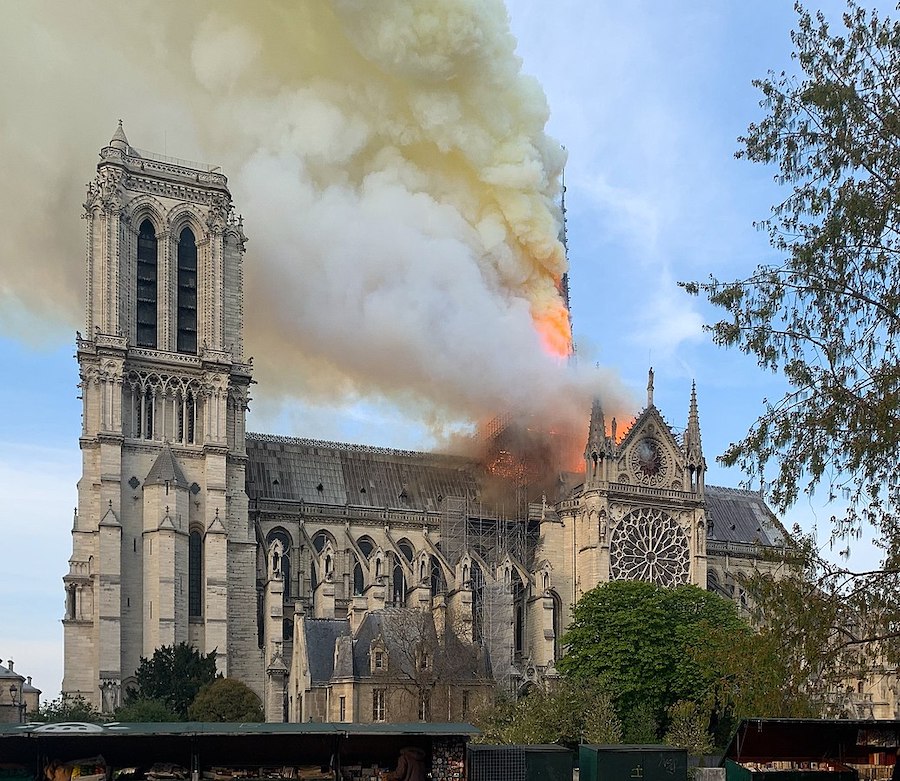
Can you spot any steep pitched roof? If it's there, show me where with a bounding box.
[304,617,350,684]
[145,445,189,488]
[705,485,787,547]
[245,433,477,510]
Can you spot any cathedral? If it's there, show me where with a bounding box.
[63,126,790,722]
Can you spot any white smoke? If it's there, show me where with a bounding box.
[0,0,631,441]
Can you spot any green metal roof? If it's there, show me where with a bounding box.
[0,721,480,737]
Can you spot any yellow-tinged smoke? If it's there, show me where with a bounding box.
[0,0,628,436]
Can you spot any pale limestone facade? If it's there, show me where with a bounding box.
[65,128,792,721]
[63,125,255,712]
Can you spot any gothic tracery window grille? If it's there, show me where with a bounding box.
[136,219,158,348]
[608,507,691,586]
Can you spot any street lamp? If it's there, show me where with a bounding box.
[8,683,23,724]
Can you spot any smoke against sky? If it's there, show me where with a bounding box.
[0,0,631,437]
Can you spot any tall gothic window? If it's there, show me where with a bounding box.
[267,528,293,600]
[513,580,526,655]
[136,220,157,348]
[353,561,365,596]
[177,227,198,354]
[189,530,202,617]
[392,564,406,607]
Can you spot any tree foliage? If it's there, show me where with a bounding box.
[113,697,180,723]
[126,643,219,719]
[558,581,754,737]
[682,0,900,674]
[739,539,896,716]
[473,680,621,746]
[683,1,900,547]
[187,678,264,722]
[31,695,104,724]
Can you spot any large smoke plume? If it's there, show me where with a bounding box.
[0,1,630,446]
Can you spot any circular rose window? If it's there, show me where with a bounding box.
[609,507,690,586]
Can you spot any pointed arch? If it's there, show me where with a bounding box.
[392,564,406,606]
[177,227,198,354]
[136,219,158,348]
[188,528,202,617]
[353,560,365,596]
[549,589,562,661]
[266,528,293,599]
[357,535,375,558]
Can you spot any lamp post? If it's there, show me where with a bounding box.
[9,683,23,724]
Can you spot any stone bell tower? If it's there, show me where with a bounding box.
[62,123,258,711]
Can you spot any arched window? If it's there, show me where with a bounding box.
[430,555,445,597]
[549,590,562,661]
[357,536,375,558]
[266,529,293,600]
[189,530,202,617]
[513,580,526,655]
[353,561,365,596]
[136,220,158,348]
[176,388,196,445]
[313,532,331,553]
[392,565,406,607]
[397,539,414,562]
[177,227,198,354]
[470,563,484,644]
[144,387,155,440]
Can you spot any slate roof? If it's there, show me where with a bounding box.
[304,617,350,684]
[246,432,477,510]
[145,445,189,487]
[705,485,787,547]
[351,608,490,681]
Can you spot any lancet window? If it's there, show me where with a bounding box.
[136,220,158,348]
[177,227,198,354]
[188,530,202,617]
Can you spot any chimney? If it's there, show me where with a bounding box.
[7,660,12,672]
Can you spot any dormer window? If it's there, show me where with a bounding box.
[177,227,197,354]
[136,220,157,348]
[370,642,387,674]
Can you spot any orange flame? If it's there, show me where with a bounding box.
[533,300,573,358]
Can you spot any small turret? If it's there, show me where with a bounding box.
[109,120,129,151]
[683,381,706,494]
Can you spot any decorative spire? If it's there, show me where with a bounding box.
[684,381,706,492]
[585,397,605,454]
[109,120,129,151]
[647,367,654,407]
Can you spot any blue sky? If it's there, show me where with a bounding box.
[0,1,887,700]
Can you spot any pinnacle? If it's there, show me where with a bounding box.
[110,119,129,150]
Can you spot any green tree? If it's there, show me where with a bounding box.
[665,701,714,757]
[113,697,180,722]
[125,643,219,719]
[31,695,104,723]
[557,581,756,738]
[473,681,621,746]
[187,678,264,722]
[683,0,900,682]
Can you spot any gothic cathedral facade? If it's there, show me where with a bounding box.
[64,129,788,720]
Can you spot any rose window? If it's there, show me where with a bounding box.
[629,438,669,487]
[609,507,690,586]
